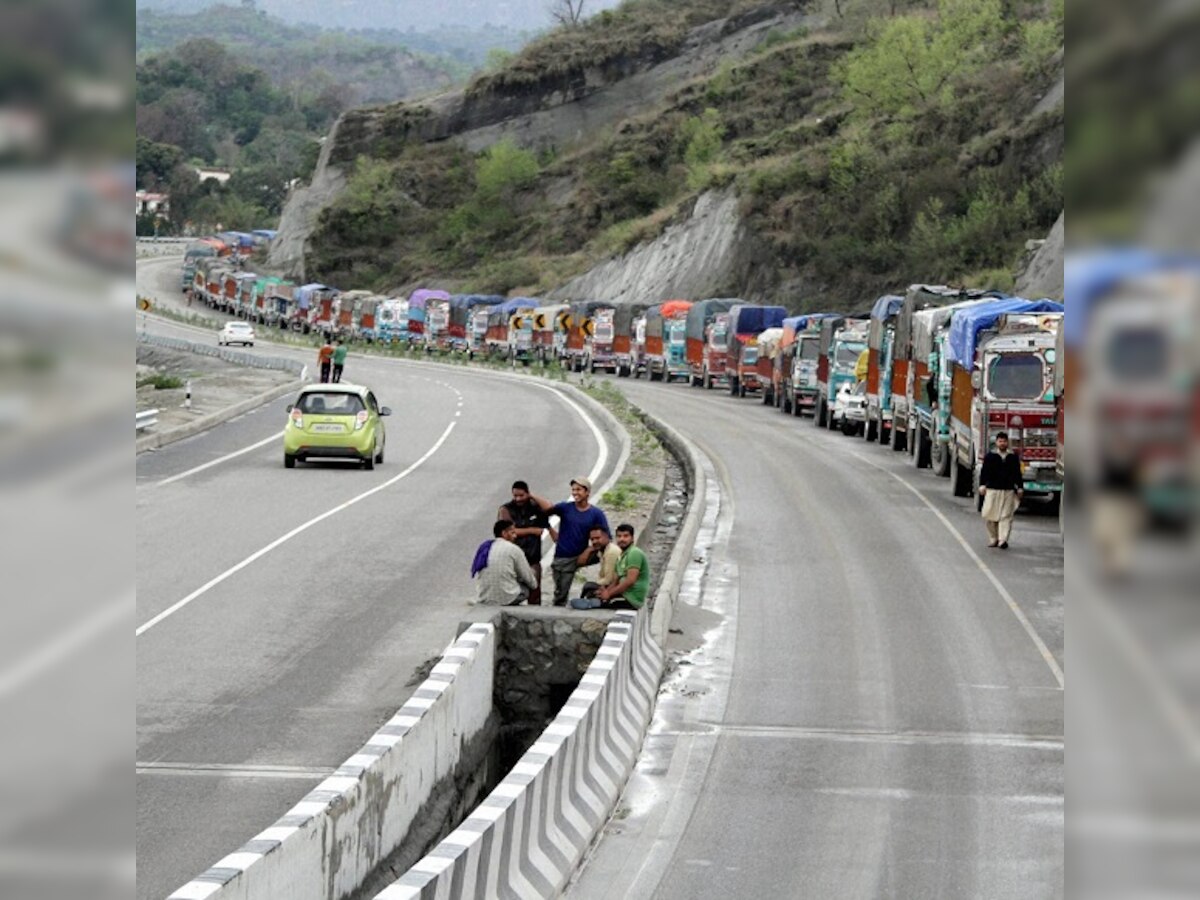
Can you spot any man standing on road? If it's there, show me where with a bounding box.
[979,432,1024,549]
[497,480,555,605]
[474,520,538,606]
[317,338,334,383]
[573,523,649,610]
[531,478,609,607]
[332,339,348,383]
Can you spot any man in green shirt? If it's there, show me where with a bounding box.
[332,339,348,383]
[595,523,650,610]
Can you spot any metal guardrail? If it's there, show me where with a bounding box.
[136,409,159,432]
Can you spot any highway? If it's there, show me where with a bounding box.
[135,256,627,900]
[567,378,1064,899]
[137,255,1064,898]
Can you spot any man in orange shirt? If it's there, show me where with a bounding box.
[317,339,334,383]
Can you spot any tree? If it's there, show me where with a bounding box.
[835,0,1004,121]
[136,136,184,189]
[549,0,587,27]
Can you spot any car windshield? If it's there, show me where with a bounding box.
[835,342,866,365]
[297,392,365,415]
[987,353,1045,400]
[228,323,252,330]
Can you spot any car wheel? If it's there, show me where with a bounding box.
[284,453,296,469]
[374,442,384,464]
[842,418,856,436]
[363,452,375,471]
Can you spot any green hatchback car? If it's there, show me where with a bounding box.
[283,384,390,469]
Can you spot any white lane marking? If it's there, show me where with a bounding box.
[136,761,335,779]
[135,421,457,637]
[149,431,283,488]
[0,593,130,700]
[847,449,1065,689]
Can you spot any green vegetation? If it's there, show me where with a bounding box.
[137,373,186,390]
[602,476,659,511]
[308,0,1062,308]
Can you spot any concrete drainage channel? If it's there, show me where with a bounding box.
[166,396,706,900]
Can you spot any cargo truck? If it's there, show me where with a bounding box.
[727,305,787,398]
[685,299,738,388]
[945,299,1066,504]
[813,317,869,428]
[863,295,904,442]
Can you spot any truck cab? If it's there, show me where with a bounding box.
[701,314,731,389]
[586,307,618,373]
[730,339,760,398]
[666,318,689,382]
[789,334,821,414]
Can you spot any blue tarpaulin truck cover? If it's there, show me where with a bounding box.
[728,305,787,338]
[947,298,1065,368]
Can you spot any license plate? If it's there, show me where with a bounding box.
[311,423,344,433]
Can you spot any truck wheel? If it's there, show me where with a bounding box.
[864,414,878,443]
[914,426,932,469]
[951,456,972,497]
[704,370,712,390]
[890,424,906,452]
[762,387,772,406]
[931,438,950,477]
[817,399,827,427]
[729,377,738,396]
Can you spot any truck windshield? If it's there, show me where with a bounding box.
[742,345,758,364]
[595,324,614,342]
[1107,327,1166,381]
[834,341,866,366]
[987,353,1045,400]
[668,322,686,343]
[798,340,819,360]
[709,327,727,350]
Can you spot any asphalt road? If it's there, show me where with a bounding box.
[136,258,626,900]
[138,255,1065,898]
[568,377,1064,899]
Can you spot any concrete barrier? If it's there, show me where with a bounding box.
[137,331,306,375]
[166,623,498,900]
[375,611,663,900]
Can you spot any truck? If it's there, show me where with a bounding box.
[182,240,220,290]
[264,282,296,330]
[863,294,904,442]
[583,306,619,373]
[754,327,785,405]
[296,284,338,335]
[776,314,833,416]
[377,298,409,344]
[611,305,647,377]
[686,299,739,388]
[813,317,869,428]
[407,289,451,348]
[334,290,372,340]
[727,305,787,398]
[907,298,990,469]
[564,301,610,371]
[460,296,506,357]
[640,300,691,381]
[945,298,1066,504]
[888,286,1005,454]
[1067,251,1196,528]
[505,299,540,361]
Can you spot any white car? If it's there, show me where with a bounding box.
[219,321,255,346]
[834,380,867,435]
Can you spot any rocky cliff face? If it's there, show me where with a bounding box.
[549,190,770,303]
[268,4,808,281]
[1014,211,1064,301]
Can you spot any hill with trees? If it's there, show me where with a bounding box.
[281,0,1062,308]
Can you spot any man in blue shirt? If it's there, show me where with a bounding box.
[531,477,609,606]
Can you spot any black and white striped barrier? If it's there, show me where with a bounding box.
[137,331,305,375]
[166,623,497,900]
[374,610,663,900]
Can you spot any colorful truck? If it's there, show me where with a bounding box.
[264,282,296,329]
[640,300,690,381]
[907,298,989,470]
[407,289,451,347]
[461,296,506,357]
[727,305,787,398]
[564,301,609,371]
[889,286,1004,454]
[611,305,647,377]
[814,316,869,428]
[505,298,541,361]
[777,314,833,416]
[945,298,1066,503]
[582,306,619,373]
[686,299,739,388]
[863,294,904,442]
[528,303,568,362]
[377,298,410,344]
[754,327,785,405]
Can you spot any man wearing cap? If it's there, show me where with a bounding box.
[531,478,610,607]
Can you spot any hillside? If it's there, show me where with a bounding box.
[272,0,1064,309]
[136,6,460,107]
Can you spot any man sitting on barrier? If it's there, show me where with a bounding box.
[474,520,539,606]
[570,523,648,611]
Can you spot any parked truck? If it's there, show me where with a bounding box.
[505,299,540,361]
[530,303,569,362]
[564,301,610,371]
[863,294,904,442]
[727,305,787,398]
[582,305,619,373]
[945,298,1066,504]
[776,314,832,416]
[754,327,785,405]
[907,298,990,470]
[377,298,409,344]
[686,299,739,388]
[814,317,869,428]
[888,286,1004,453]
[611,305,647,377]
[640,300,690,381]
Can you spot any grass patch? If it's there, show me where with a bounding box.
[137,373,185,390]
